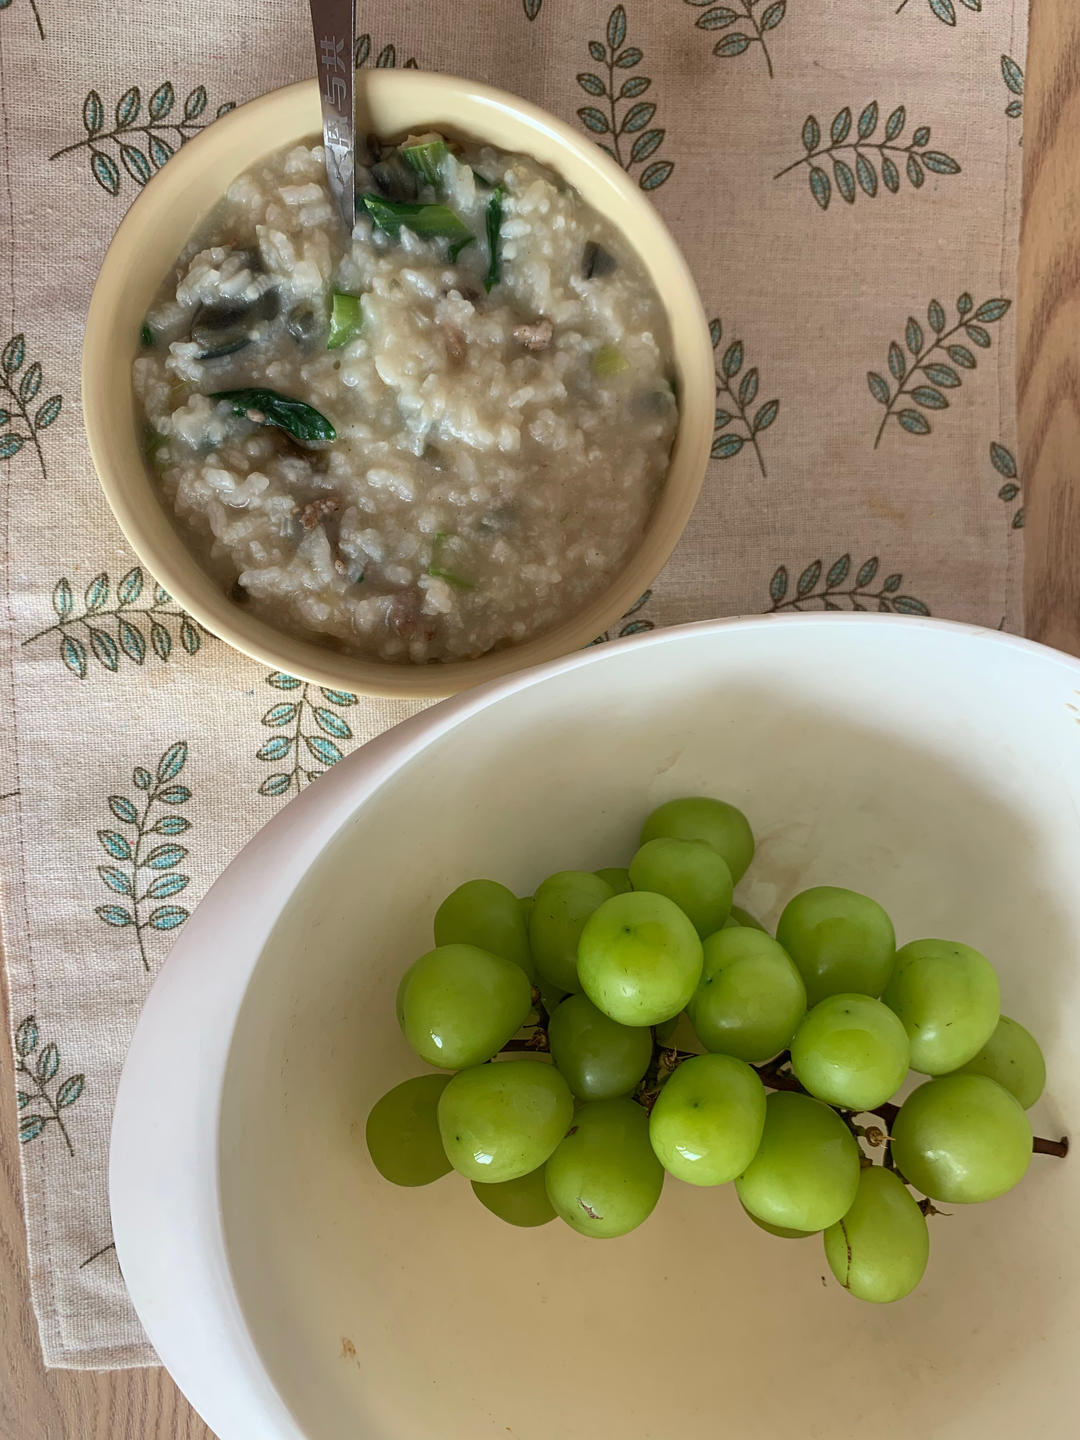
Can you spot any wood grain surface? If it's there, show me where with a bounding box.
[1,7,1076,1437]
[1020,0,1080,653]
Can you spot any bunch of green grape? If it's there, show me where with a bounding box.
[367,797,1064,1304]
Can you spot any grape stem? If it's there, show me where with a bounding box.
[504,1028,1070,1159]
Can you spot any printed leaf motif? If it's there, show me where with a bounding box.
[115,86,140,127]
[991,441,1024,529]
[145,872,190,899]
[52,81,238,197]
[93,741,194,970]
[1001,54,1024,130]
[15,1017,38,1057]
[869,293,1011,447]
[765,556,930,616]
[148,81,174,119]
[14,1016,86,1155]
[686,0,785,77]
[253,672,357,799]
[579,10,674,188]
[775,99,960,209]
[83,90,104,134]
[22,567,208,677]
[56,1075,85,1109]
[589,591,657,646]
[709,316,781,477]
[0,329,62,480]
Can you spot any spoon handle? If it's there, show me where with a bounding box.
[309,0,356,235]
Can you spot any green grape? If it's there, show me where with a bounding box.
[577,890,703,1027]
[628,837,733,938]
[398,944,533,1069]
[687,927,806,1062]
[648,1053,766,1185]
[735,1090,861,1232]
[595,867,632,894]
[890,1074,1032,1203]
[824,1167,929,1303]
[437,1060,574,1183]
[545,1097,664,1237]
[434,879,534,979]
[955,1015,1046,1109]
[529,870,615,992]
[472,1168,556,1227]
[790,994,910,1110]
[640,796,755,883]
[547,993,653,1100]
[741,1203,815,1239]
[730,905,767,932]
[776,886,896,1005]
[365,1074,452,1186]
[882,939,1000,1074]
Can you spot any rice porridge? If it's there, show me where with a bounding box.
[134,132,677,664]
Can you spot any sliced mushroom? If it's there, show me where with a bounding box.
[370,153,419,202]
[583,241,617,279]
[512,317,553,351]
[191,289,281,361]
[286,305,320,346]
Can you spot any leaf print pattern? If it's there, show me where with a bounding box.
[577,6,674,191]
[255,673,358,797]
[0,333,62,480]
[49,84,236,197]
[22,568,207,678]
[1001,55,1024,130]
[0,0,44,39]
[991,441,1023,530]
[709,318,780,476]
[867,293,1010,447]
[766,556,930,615]
[94,741,193,972]
[354,33,419,67]
[775,103,959,210]
[522,0,543,18]
[684,0,786,80]
[895,0,982,26]
[14,1017,85,1155]
[589,590,656,645]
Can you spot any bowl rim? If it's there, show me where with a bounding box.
[82,71,714,701]
[109,613,1080,1440]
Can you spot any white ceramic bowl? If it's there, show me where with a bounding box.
[111,616,1080,1440]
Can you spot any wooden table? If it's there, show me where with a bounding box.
[2,5,1078,1435]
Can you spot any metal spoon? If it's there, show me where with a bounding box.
[308,0,356,236]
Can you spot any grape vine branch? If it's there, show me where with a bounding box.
[503,1014,1069,1164]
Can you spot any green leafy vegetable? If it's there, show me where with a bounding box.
[359,193,472,247]
[211,388,336,443]
[449,235,475,263]
[485,187,504,293]
[140,323,153,348]
[428,565,474,590]
[327,293,363,350]
[592,344,630,378]
[401,138,449,187]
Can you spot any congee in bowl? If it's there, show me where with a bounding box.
[133,130,678,665]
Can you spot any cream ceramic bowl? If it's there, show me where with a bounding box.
[82,72,713,700]
[111,615,1079,1440]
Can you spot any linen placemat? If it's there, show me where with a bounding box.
[0,0,1026,1367]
